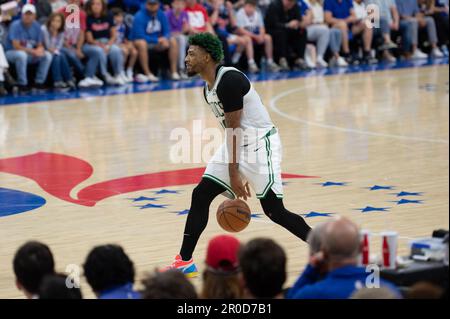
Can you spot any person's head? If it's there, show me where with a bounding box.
[282,0,297,10]
[186,0,197,8]
[201,235,242,299]
[68,0,83,5]
[350,287,400,299]
[186,33,224,76]
[172,0,187,11]
[39,273,83,299]
[21,4,37,26]
[86,0,107,17]
[146,0,160,14]
[244,0,258,15]
[46,12,65,33]
[238,238,286,299]
[321,217,361,270]
[13,241,55,298]
[111,7,124,25]
[307,221,330,256]
[141,269,198,299]
[406,281,444,299]
[83,244,135,296]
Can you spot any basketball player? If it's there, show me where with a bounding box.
[164,33,311,277]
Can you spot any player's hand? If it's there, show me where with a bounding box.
[230,174,251,201]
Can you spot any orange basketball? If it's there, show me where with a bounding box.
[216,199,251,233]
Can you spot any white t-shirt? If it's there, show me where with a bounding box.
[304,0,325,24]
[236,8,264,34]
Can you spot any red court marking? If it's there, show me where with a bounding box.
[0,152,319,207]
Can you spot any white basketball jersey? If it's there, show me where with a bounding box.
[204,66,274,141]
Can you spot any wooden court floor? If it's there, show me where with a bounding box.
[0,65,448,298]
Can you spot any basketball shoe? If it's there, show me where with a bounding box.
[163,254,199,278]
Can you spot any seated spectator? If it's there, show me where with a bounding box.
[13,241,55,299]
[352,0,378,63]
[59,0,91,86]
[0,43,9,95]
[112,7,137,82]
[419,0,448,53]
[288,217,401,299]
[264,0,308,70]
[39,273,83,299]
[83,0,126,86]
[324,0,376,64]
[238,238,287,299]
[5,3,52,92]
[366,0,399,62]
[395,0,444,58]
[42,12,77,89]
[131,0,179,81]
[305,0,348,67]
[185,0,215,35]
[200,234,243,299]
[236,0,281,72]
[205,0,258,72]
[166,0,190,79]
[34,0,52,24]
[83,244,141,299]
[140,269,198,299]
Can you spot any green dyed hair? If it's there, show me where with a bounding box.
[188,33,224,63]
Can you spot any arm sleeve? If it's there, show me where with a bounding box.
[216,70,250,113]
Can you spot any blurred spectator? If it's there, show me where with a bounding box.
[0,43,9,95]
[34,0,52,24]
[205,0,257,71]
[324,0,376,64]
[112,7,136,82]
[84,0,125,85]
[201,234,243,299]
[406,281,445,299]
[49,0,68,12]
[141,269,198,299]
[131,0,178,81]
[236,0,281,72]
[239,238,287,299]
[305,0,348,67]
[59,0,88,84]
[350,286,400,299]
[366,0,399,62]
[42,12,76,89]
[257,0,270,16]
[13,241,55,299]
[184,0,214,34]
[5,3,52,92]
[395,0,444,58]
[83,244,141,299]
[419,0,449,53]
[39,273,83,299]
[288,217,401,299]
[264,0,308,70]
[166,0,189,79]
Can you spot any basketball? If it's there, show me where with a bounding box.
[216,199,251,233]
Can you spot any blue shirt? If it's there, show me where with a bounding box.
[395,0,419,17]
[298,0,310,16]
[130,8,170,44]
[287,265,401,299]
[98,283,141,299]
[5,19,43,51]
[323,0,354,19]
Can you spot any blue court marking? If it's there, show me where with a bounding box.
[0,188,46,217]
[0,57,447,107]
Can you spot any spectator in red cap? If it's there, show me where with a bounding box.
[201,234,243,299]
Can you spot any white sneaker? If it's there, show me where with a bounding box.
[412,49,428,59]
[115,74,126,85]
[267,61,281,72]
[91,76,104,86]
[316,57,328,68]
[135,73,149,83]
[146,73,159,82]
[78,77,98,88]
[248,62,259,73]
[171,72,181,81]
[104,73,119,85]
[179,71,189,80]
[126,68,134,81]
[279,58,289,71]
[304,54,316,69]
[336,56,348,67]
[431,47,444,58]
[119,72,131,83]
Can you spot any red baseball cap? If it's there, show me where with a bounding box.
[206,235,241,272]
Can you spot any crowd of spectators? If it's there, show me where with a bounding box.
[0,0,448,95]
